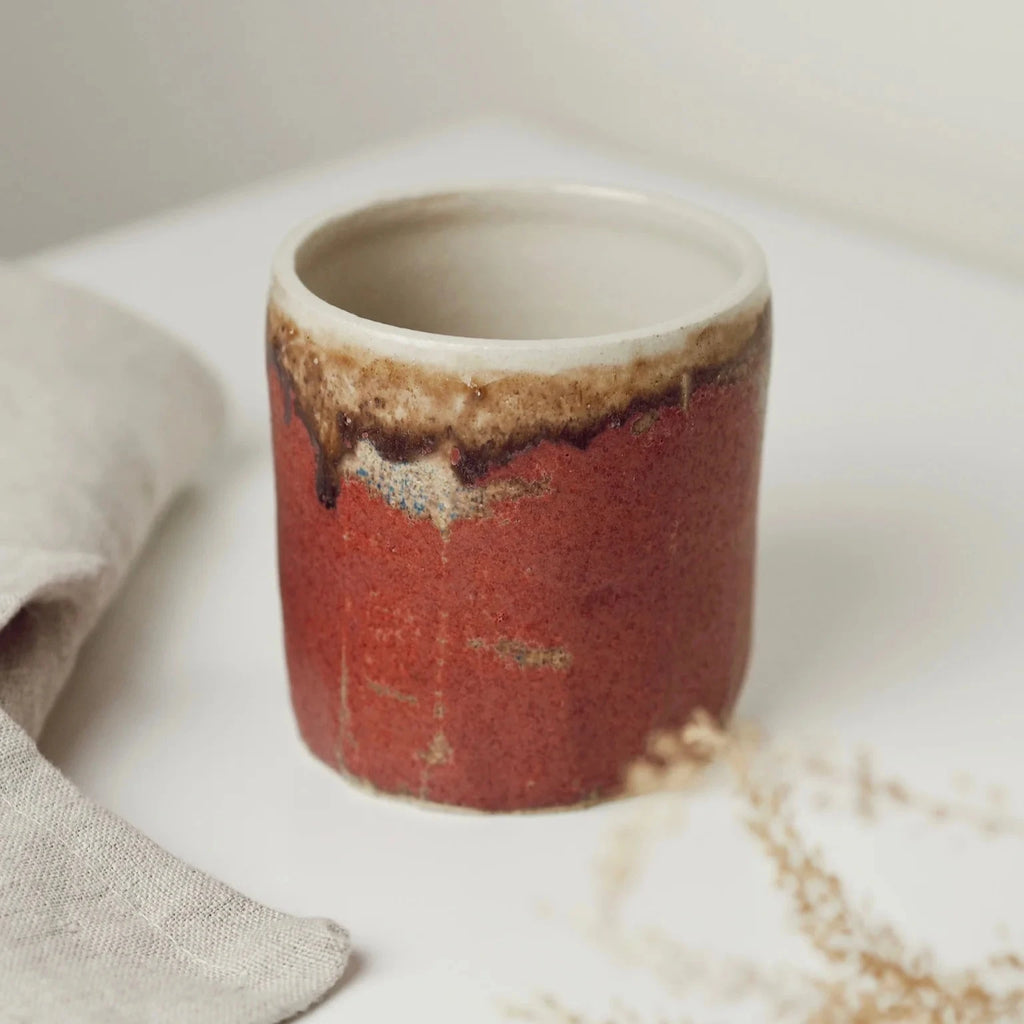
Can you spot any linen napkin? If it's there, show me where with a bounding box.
[0,264,349,1022]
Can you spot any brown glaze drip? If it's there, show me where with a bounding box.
[266,341,340,506]
[267,301,771,507]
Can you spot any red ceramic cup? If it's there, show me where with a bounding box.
[267,185,770,811]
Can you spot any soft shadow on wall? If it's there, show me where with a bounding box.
[4,1,1023,279]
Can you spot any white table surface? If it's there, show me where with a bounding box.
[29,121,1024,1021]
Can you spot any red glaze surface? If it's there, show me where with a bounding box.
[269,344,768,811]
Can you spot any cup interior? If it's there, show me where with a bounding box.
[292,187,762,342]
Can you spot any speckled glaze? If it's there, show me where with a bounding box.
[267,185,771,812]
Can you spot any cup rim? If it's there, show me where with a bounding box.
[270,181,770,371]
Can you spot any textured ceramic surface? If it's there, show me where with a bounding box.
[267,185,770,811]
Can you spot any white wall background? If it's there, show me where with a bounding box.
[4,1,1023,276]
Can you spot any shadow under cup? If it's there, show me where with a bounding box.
[267,185,771,812]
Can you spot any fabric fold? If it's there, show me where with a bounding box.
[0,265,349,1022]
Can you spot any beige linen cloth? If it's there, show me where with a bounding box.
[0,265,349,1022]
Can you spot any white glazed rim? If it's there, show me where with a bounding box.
[270,182,770,373]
